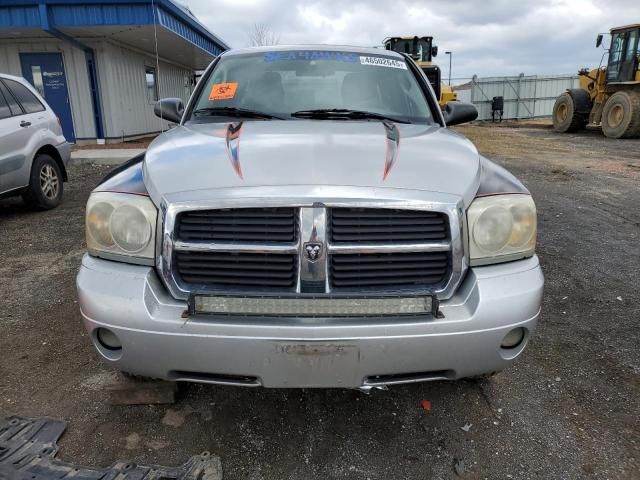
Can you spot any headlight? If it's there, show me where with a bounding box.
[86,192,157,265]
[467,194,536,266]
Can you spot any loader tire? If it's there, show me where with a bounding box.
[601,91,640,139]
[552,91,588,133]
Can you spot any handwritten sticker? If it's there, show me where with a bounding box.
[209,82,238,101]
[359,56,407,70]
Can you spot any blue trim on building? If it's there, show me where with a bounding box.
[29,3,106,138]
[157,7,224,57]
[0,0,230,54]
[84,49,106,139]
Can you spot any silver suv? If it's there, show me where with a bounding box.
[0,73,70,209]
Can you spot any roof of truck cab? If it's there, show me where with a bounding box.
[610,24,640,31]
[223,44,404,58]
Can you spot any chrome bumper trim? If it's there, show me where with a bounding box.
[173,240,298,254]
[327,241,451,254]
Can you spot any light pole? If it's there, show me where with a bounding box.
[445,51,452,86]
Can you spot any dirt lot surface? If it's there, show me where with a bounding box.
[1,124,638,479]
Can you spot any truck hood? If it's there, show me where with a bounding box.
[143,120,480,205]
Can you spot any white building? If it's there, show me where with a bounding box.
[0,0,229,143]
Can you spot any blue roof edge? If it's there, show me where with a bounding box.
[0,0,231,52]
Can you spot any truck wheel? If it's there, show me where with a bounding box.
[552,91,588,133]
[601,91,640,138]
[22,153,64,209]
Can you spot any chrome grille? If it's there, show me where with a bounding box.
[161,201,463,301]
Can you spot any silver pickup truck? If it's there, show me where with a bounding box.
[77,45,543,390]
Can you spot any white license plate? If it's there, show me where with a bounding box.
[265,343,361,388]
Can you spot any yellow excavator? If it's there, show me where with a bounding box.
[552,24,640,138]
[383,36,457,108]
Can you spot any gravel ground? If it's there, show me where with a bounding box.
[0,123,638,479]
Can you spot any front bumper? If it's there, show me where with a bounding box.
[56,141,71,175]
[77,254,543,388]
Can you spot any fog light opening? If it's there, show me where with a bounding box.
[96,328,122,351]
[501,327,526,349]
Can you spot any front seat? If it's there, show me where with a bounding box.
[341,72,381,110]
[246,71,285,112]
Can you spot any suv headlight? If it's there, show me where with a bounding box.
[86,192,157,265]
[467,194,536,266]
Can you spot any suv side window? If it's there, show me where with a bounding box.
[0,81,23,116]
[0,86,11,119]
[3,78,45,114]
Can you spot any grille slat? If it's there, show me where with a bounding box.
[176,253,294,263]
[179,275,294,287]
[332,225,446,234]
[332,233,445,241]
[329,208,448,243]
[333,269,449,279]
[330,251,450,290]
[178,232,295,241]
[177,208,297,243]
[332,253,449,264]
[332,262,448,272]
[333,276,445,287]
[176,251,296,289]
[180,264,295,273]
[331,210,443,218]
[180,225,295,233]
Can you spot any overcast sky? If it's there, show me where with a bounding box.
[180,0,640,80]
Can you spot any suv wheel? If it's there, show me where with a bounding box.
[23,153,63,209]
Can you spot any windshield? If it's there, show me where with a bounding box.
[189,50,435,124]
[386,38,433,62]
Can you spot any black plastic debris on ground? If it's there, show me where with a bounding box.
[0,416,222,480]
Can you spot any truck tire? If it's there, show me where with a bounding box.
[22,153,64,209]
[552,90,589,133]
[601,91,640,138]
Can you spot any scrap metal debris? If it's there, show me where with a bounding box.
[0,416,222,480]
[461,423,472,432]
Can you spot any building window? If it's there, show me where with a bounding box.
[30,65,46,98]
[145,66,158,103]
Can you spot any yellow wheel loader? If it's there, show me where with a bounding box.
[383,36,457,108]
[553,24,640,138]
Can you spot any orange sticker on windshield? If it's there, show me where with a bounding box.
[209,82,238,100]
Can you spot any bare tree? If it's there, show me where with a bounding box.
[247,23,281,47]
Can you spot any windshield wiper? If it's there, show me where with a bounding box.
[192,107,284,120]
[291,109,410,124]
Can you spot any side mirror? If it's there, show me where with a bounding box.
[431,45,438,58]
[596,34,603,48]
[154,98,184,123]
[442,101,478,126]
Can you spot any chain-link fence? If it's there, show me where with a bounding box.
[451,74,580,121]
